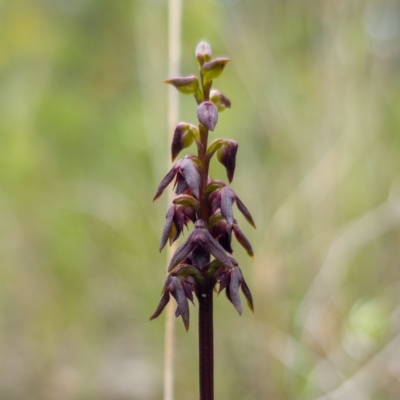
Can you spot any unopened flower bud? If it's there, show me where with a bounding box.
[195,41,212,63]
[217,140,238,183]
[210,89,231,112]
[197,101,218,132]
[171,123,199,161]
[164,75,200,95]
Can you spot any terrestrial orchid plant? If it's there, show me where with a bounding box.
[151,41,255,400]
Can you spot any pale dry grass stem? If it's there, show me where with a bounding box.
[164,2,182,400]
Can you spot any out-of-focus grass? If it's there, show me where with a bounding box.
[1,0,400,399]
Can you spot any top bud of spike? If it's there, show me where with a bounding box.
[196,41,212,64]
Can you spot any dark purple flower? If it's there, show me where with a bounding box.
[159,202,198,252]
[209,209,233,253]
[153,156,201,201]
[213,263,254,315]
[150,269,198,331]
[207,182,256,228]
[209,209,254,257]
[168,219,234,272]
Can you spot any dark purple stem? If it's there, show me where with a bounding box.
[198,273,214,400]
[197,69,214,400]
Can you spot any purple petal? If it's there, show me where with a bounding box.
[209,191,221,214]
[232,223,254,257]
[180,205,197,223]
[171,277,190,331]
[229,268,242,315]
[172,208,185,239]
[175,174,189,195]
[221,186,234,226]
[181,279,194,304]
[217,271,230,294]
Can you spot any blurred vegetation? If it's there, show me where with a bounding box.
[1,0,400,399]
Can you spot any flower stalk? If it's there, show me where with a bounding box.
[151,41,255,400]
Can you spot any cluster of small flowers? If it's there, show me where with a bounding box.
[151,42,255,330]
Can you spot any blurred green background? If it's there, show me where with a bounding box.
[1,0,400,399]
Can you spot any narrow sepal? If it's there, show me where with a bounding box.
[218,272,230,294]
[153,165,177,201]
[150,291,171,321]
[168,234,197,272]
[235,195,256,228]
[159,205,175,252]
[241,278,254,313]
[196,227,234,268]
[197,101,218,132]
[164,76,199,95]
[181,278,195,304]
[232,222,254,258]
[202,58,230,83]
